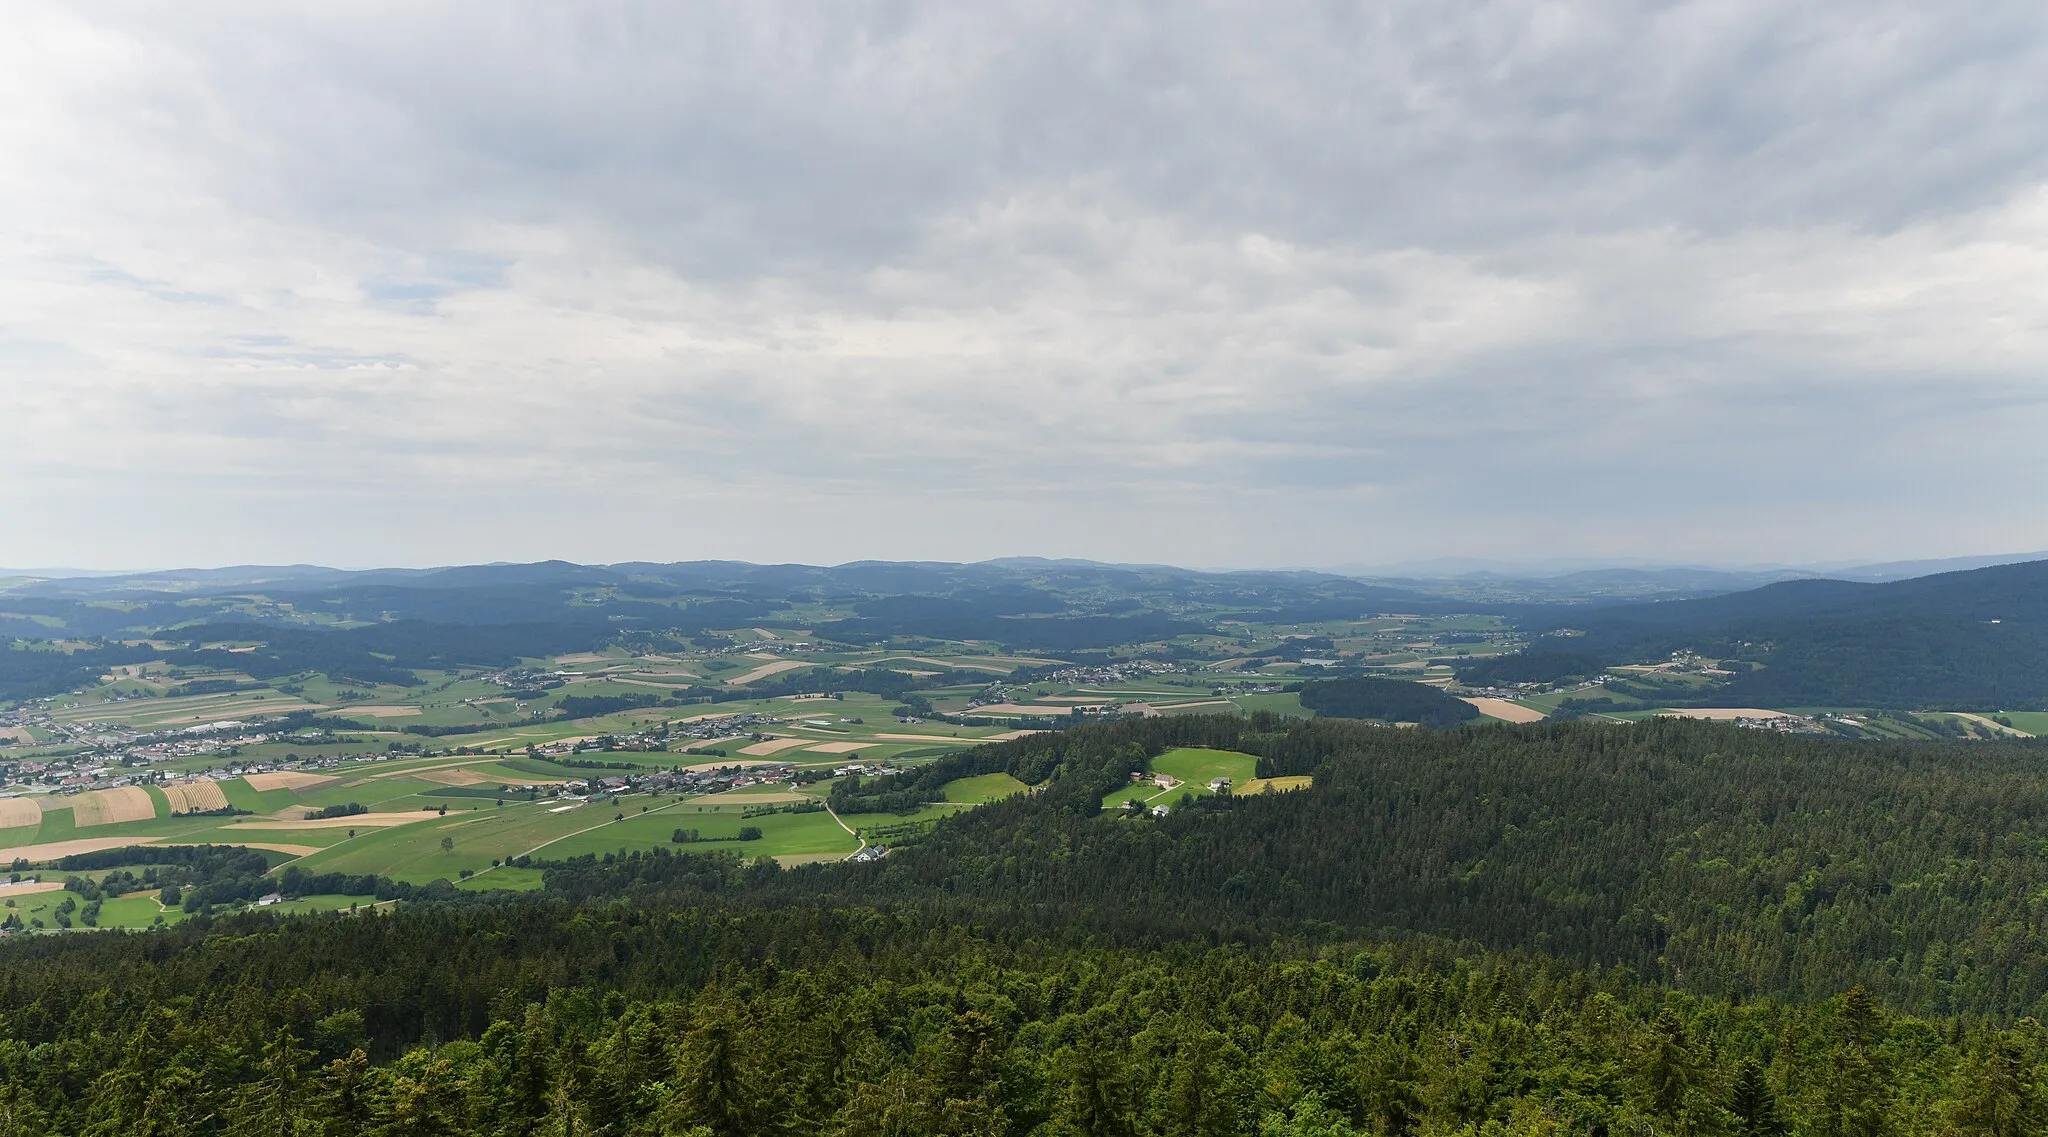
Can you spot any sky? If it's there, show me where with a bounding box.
[5,2,2048,572]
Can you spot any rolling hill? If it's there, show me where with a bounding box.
[1542,558,2048,709]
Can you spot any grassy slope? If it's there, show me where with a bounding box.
[941,773,1029,803]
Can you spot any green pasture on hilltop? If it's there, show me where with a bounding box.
[1150,747,1259,791]
[940,772,1028,803]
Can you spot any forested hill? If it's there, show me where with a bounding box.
[565,715,2048,1019]
[12,717,2048,1131]
[1542,557,2048,708]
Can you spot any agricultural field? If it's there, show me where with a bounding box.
[1,733,1054,924]
[0,565,1578,933]
[1993,711,2048,736]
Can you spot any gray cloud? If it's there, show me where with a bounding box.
[3,2,2047,569]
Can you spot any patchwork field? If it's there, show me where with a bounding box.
[48,690,322,727]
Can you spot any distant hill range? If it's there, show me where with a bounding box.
[0,557,1452,654]
[7,552,2045,710]
[1540,558,2048,710]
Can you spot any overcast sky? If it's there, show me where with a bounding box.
[5,3,2048,571]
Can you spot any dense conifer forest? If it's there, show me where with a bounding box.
[10,716,2048,1133]
[1295,678,1480,727]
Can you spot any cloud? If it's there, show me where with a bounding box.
[3,2,2048,569]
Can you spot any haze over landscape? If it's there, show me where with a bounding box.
[12,6,2048,1135]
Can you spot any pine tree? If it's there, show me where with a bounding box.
[1946,1036,2045,1137]
[229,1028,312,1137]
[1728,1058,1786,1137]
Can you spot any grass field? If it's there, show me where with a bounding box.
[1227,692,1310,717]
[940,773,1029,803]
[1150,748,1259,793]
[1996,711,2048,736]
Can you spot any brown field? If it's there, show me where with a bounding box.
[984,730,1043,741]
[0,880,66,898]
[1150,699,1235,711]
[967,703,1079,716]
[728,660,808,686]
[337,705,422,718]
[160,780,230,814]
[0,837,159,863]
[73,787,158,827]
[803,741,876,754]
[554,652,610,665]
[227,812,438,830]
[1462,697,1548,724]
[0,797,42,829]
[244,771,341,792]
[1654,708,1793,721]
[0,727,34,745]
[751,627,779,640]
[739,737,814,756]
[415,767,494,786]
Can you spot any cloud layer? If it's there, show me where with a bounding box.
[5,2,2047,569]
